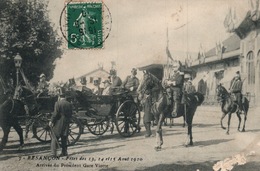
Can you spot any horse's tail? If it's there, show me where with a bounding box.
[194,92,205,106]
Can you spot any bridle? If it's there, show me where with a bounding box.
[216,85,230,103]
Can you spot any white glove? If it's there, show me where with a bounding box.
[130,87,134,91]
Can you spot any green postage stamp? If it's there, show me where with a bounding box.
[67,2,103,49]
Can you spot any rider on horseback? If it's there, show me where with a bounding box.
[229,71,243,112]
[164,61,184,117]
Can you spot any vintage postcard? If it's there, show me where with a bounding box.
[0,0,260,170]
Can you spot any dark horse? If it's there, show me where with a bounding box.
[216,84,249,134]
[0,85,41,151]
[138,72,204,150]
[0,97,27,151]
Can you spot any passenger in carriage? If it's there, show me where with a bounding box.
[92,79,102,95]
[102,80,111,95]
[164,61,184,117]
[122,68,139,92]
[36,73,49,96]
[80,77,92,95]
[109,69,122,90]
[229,71,243,112]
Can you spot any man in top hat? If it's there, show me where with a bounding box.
[122,68,139,92]
[102,79,112,95]
[164,61,184,117]
[80,77,92,95]
[92,78,101,95]
[49,93,73,157]
[109,69,122,89]
[37,73,49,95]
[229,71,243,111]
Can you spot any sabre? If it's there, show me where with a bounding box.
[49,125,60,149]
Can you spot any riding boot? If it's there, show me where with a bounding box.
[171,102,178,117]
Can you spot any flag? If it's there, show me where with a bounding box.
[166,46,173,61]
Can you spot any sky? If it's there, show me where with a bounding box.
[48,0,248,83]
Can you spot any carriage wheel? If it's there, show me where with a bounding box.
[115,100,141,137]
[32,114,82,146]
[32,113,51,143]
[67,116,82,146]
[85,117,110,136]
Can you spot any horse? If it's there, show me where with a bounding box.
[0,89,28,151]
[0,84,45,151]
[216,84,249,134]
[138,71,204,150]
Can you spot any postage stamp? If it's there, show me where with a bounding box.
[66,1,103,49]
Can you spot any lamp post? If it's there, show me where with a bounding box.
[14,53,22,86]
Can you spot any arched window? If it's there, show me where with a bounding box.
[246,51,255,85]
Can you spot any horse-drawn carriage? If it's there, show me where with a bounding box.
[0,84,82,151]
[73,88,141,137]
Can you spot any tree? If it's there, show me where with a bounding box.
[0,0,63,87]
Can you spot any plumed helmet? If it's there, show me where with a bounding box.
[172,60,181,69]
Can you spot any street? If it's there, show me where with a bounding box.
[0,105,260,171]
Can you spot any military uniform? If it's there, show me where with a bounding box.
[230,77,243,110]
[122,75,139,91]
[165,71,184,117]
[183,80,196,94]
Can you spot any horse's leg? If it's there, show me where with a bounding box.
[0,125,11,151]
[220,113,226,130]
[242,112,247,132]
[25,119,33,139]
[13,122,24,150]
[183,115,186,128]
[185,112,194,146]
[236,112,241,132]
[155,113,164,151]
[170,118,173,128]
[163,118,167,126]
[226,113,232,135]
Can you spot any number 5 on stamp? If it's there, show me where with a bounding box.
[67,2,103,49]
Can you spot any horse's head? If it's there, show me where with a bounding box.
[138,71,161,99]
[216,83,228,101]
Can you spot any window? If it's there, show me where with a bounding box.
[246,51,255,85]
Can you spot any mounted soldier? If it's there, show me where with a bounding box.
[229,71,243,112]
[183,73,196,95]
[163,61,184,117]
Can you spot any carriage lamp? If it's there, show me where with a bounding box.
[14,53,22,86]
